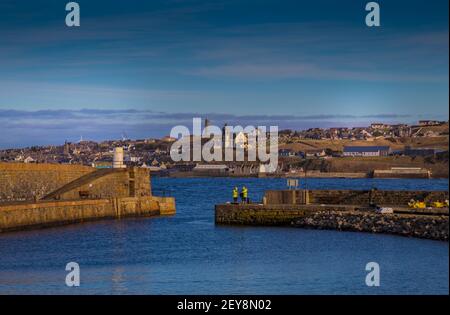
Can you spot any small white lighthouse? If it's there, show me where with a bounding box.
[113,147,126,168]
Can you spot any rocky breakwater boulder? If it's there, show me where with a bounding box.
[293,210,449,241]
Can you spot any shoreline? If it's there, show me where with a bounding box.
[215,203,449,241]
[156,172,449,179]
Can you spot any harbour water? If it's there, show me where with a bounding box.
[0,178,448,295]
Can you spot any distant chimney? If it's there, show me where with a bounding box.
[113,147,126,168]
[203,118,212,139]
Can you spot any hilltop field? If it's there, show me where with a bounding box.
[279,132,449,178]
[285,154,448,178]
[280,135,449,152]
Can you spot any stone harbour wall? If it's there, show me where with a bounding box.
[0,164,175,233]
[264,189,449,206]
[0,163,95,202]
[0,196,176,233]
[293,210,449,241]
[215,204,449,241]
[308,189,449,206]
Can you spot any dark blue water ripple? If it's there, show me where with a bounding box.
[0,178,448,294]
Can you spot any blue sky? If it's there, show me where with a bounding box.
[0,0,448,147]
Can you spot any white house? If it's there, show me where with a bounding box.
[24,156,35,163]
[343,146,390,157]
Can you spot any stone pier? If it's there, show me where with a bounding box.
[215,189,449,241]
[0,163,175,233]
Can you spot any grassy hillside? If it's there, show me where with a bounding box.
[290,155,449,178]
[281,136,449,152]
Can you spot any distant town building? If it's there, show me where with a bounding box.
[279,149,297,157]
[161,136,177,143]
[234,131,248,149]
[92,161,112,169]
[305,149,327,158]
[24,156,35,163]
[404,146,436,157]
[371,123,389,129]
[129,156,141,163]
[203,118,212,138]
[222,123,234,148]
[14,155,24,162]
[391,124,412,137]
[418,120,445,126]
[63,141,71,156]
[151,158,159,166]
[193,164,229,175]
[343,146,390,157]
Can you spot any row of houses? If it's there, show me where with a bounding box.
[418,120,447,126]
[280,146,444,158]
[342,146,390,157]
[278,120,448,142]
[279,146,390,158]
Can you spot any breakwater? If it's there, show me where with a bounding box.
[215,204,449,241]
[216,204,448,241]
[0,196,175,233]
[0,163,95,202]
[215,189,449,241]
[0,163,175,232]
[264,189,448,206]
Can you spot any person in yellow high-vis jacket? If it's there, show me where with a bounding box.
[232,187,239,203]
[241,186,248,204]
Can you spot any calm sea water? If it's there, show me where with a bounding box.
[0,178,448,295]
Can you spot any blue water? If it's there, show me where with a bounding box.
[0,178,448,295]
